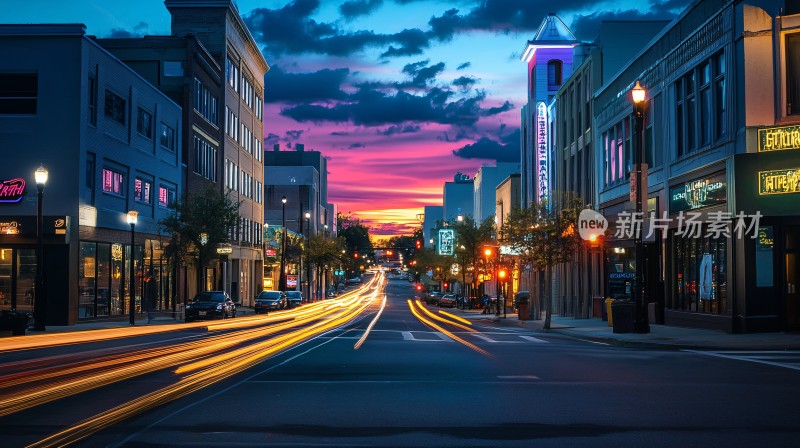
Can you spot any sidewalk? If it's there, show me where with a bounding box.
[448,307,800,350]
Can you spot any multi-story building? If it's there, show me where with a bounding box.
[473,162,519,224]
[594,0,800,332]
[422,205,443,249]
[443,173,474,222]
[164,0,269,305]
[549,21,669,319]
[0,24,182,325]
[263,145,332,300]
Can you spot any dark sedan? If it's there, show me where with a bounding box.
[185,291,236,322]
[254,291,287,314]
[286,291,303,308]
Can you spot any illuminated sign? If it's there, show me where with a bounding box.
[536,102,549,202]
[669,172,726,213]
[264,248,277,257]
[0,178,26,203]
[758,125,800,152]
[111,243,123,261]
[758,168,800,195]
[287,275,297,288]
[438,228,454,255]
[0,221,20,234]
[216,246,233,254]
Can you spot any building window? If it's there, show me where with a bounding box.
[675,51,726,157]
[158,184,176,208]
[0,73,37,115]
[134,177,152,204]
[715,52,727,139]
[787,34,800,115]
[102,168,124,196]
[547,60,562,88]
[226,56,240,93]
[88,77,97,125]
[225,159,238,191]
[670,228,728,314]
[193,78,219,126]
[86,153,95,190]
[137,107,153,139]
[163,61,183,77]
[194,136,217,181]
[160,123,176,152]
[104,90,126,125]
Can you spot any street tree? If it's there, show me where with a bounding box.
[450,215,496,297]
[160,187,240,295]
[304,234,345,299]
[337,213,374,276]
[500,194,584,329]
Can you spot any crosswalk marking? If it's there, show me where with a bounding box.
[685,350,800,372]
[519,335,550,344]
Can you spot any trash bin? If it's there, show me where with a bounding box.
[0,310,31,336]
[593,296,604,319]
[611,300,635,333]
[605,298,616,326]
[516,291,530,321]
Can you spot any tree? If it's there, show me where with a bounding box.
[160,187,240,296]
[337,213,374,276]
[304,234,345,299]
[501,193,584,329]
[450,215,496,297]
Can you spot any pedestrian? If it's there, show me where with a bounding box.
[481,294,490,314]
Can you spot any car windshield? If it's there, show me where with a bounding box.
[192,292,225,303]
[286,292,301,298]
[258,291,281,300]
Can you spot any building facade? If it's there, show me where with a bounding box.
[165,0,269,306]
[594,0,800,332]
[443,173,474,222]
[473,162,519,224]
[0,24,182,325]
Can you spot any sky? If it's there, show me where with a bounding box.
[8,0,690,238]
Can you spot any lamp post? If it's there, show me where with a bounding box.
[279,196,287,292]
[127,210,138,325]
[631,80,650,334]
[199,231,208,292]
[304,211,311,301]
[32,165,48,331]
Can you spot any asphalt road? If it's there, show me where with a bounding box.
[1,273,798,447]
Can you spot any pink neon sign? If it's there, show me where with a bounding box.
[0,178,26,203]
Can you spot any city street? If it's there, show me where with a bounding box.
[1,272,798,447]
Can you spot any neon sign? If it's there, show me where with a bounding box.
[0,178,26,203]
[536,102,549,202]
[669,172,727,213]
[758,168,800,195]
[0,221,20,234]
[758,125,800,152]
[438,229,454,255]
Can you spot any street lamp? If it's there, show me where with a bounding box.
[631,80,650,334]
[127,210,138,325]
[32,165,48,331]
[279,196,287,292]
[199,231,208,292]
[304,211,311,301]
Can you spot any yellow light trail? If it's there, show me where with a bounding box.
[414,300,475,333]
[437,310,473,326]
[354,276,387,350]
[26,273,387,448]
[406,300,490,357]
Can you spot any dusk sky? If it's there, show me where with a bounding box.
[10,0,690,238]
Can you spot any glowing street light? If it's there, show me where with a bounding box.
[127,210,139,325]
[32,165,48,331]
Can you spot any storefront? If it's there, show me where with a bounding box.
[733,127,800,332]
[0,216,70,324]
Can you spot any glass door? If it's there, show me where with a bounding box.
[786,226,800,331]
[0,248,11,310]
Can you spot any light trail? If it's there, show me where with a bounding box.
[437,309,473,326]
[25,273,387,448]
[354,276,388,350]
[406,300,490,357]
[414,300,475,333]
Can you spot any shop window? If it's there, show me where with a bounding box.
[756,226,774,287]
[79,242,97,318]
[88,76,97,125]
[15,249,35,313]
[158,184,176,208]
[0,249,11,310]
[671,228,728,314]
[0,73,37,115]
[97,243,111,316]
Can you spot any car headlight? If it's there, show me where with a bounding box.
[185,304,191,309]
[216,304,223,310]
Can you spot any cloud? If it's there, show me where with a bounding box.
[264,66,349,103]
[340,0,383,19]
[347,142,366,149]
[376,124,421,136]
[402,60,446,87]
[456,62,471,70]
[286,130,305,140]
[452,128,520,163]
[106,22,149,38]
[568,4,688,40]
[452,76,476,90]
[265,133,281,145]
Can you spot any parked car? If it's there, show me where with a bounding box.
[285,291,303,308]
[185,291,236,322]
[438,293,457,308]
[254,290,287,314]
[425,292,443,306]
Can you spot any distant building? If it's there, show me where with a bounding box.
[495,174,521,232]
[443,172,474,222]
[473,162,519,224]
[0,24,182,324]
[422,205,443,249]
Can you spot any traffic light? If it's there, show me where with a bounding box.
[484,247,493,258]
[415,240,421,249]
[354,252,359,258]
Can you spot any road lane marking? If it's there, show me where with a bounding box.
[519,335,550,344]
[497,375,540,380]
[354,286,387,350]
[685,350,800,371]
